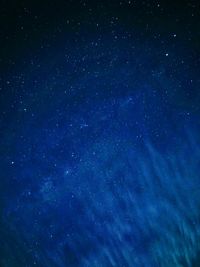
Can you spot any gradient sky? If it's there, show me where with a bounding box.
[1,1,200,266]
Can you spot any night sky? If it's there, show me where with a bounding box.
[1,1,200,266]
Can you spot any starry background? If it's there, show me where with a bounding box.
[1,0,200,266]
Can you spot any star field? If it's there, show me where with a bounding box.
[1,1,200,266]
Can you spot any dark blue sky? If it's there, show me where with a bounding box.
[1,1,200,266]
